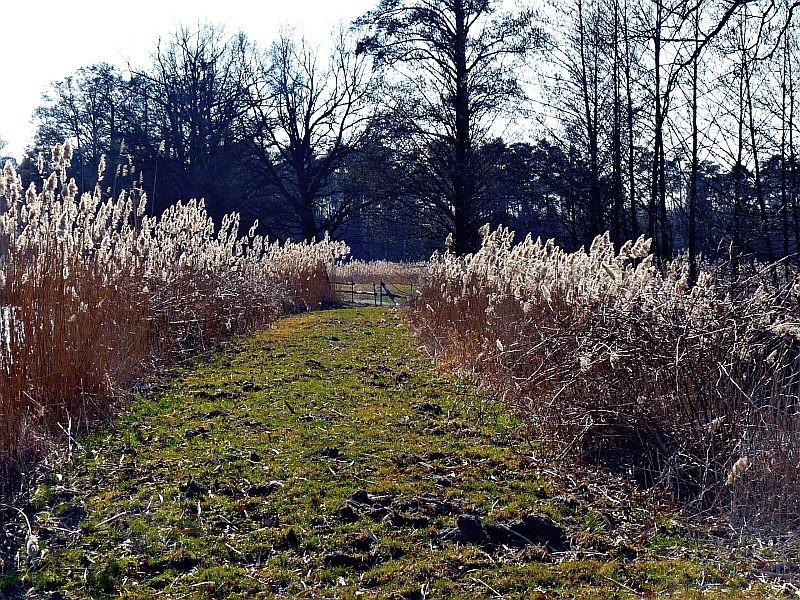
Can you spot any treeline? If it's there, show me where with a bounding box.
[15,0,800,266]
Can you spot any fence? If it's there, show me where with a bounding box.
[332,280,414,306]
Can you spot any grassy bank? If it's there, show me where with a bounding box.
[8,308,785,598]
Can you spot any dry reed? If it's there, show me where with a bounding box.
[0,145,348,486]
[408,225,800,532]
[332,260,425,286]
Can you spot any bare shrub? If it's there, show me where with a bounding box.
[0,146,348,484]
[408,225,800,531]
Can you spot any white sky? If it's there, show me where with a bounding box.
[0,0,376,160]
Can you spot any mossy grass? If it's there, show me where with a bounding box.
[19,308,774,598]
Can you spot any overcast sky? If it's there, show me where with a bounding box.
[0,0,376,160]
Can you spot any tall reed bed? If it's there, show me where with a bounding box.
[408,225,800,531]
[332,259,426,286]
[0,145,348,484]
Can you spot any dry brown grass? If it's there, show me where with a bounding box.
[408,225,800,532]
[332,260,425,286]
[0,145,348,485]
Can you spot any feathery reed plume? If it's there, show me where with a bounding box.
[0,147,349,486]
[409,225,800,531]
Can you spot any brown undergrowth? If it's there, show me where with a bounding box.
[407,226,800,533]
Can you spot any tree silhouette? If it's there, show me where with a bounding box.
[356,0,542,254]
[245,31,377,242]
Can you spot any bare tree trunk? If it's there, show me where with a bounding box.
[453,0,477,255]
[578,0,603,244]
[745,61,776,273]
[623,1,638,238]
[781,33,791,278]
[650,0,667,258]
[611,0,625,244]
[688,8,700,286]
[786,32,799,262]
[731,54,746,281]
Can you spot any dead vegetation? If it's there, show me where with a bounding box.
[0,146,348,488]
[408,225,800,533]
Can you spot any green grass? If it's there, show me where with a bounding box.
[18,308,775,598]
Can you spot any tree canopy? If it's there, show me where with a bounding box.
[19,1,800,267]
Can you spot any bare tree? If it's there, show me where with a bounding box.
[356,0,542,254]
[686,0,703,284]
[32,63,127,192]
[134,24,256,219]
[246,31,376,241]
[544,0,620,248]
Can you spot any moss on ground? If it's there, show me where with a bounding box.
[18,308,777,598]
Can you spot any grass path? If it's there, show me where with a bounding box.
[15,308,773,598]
